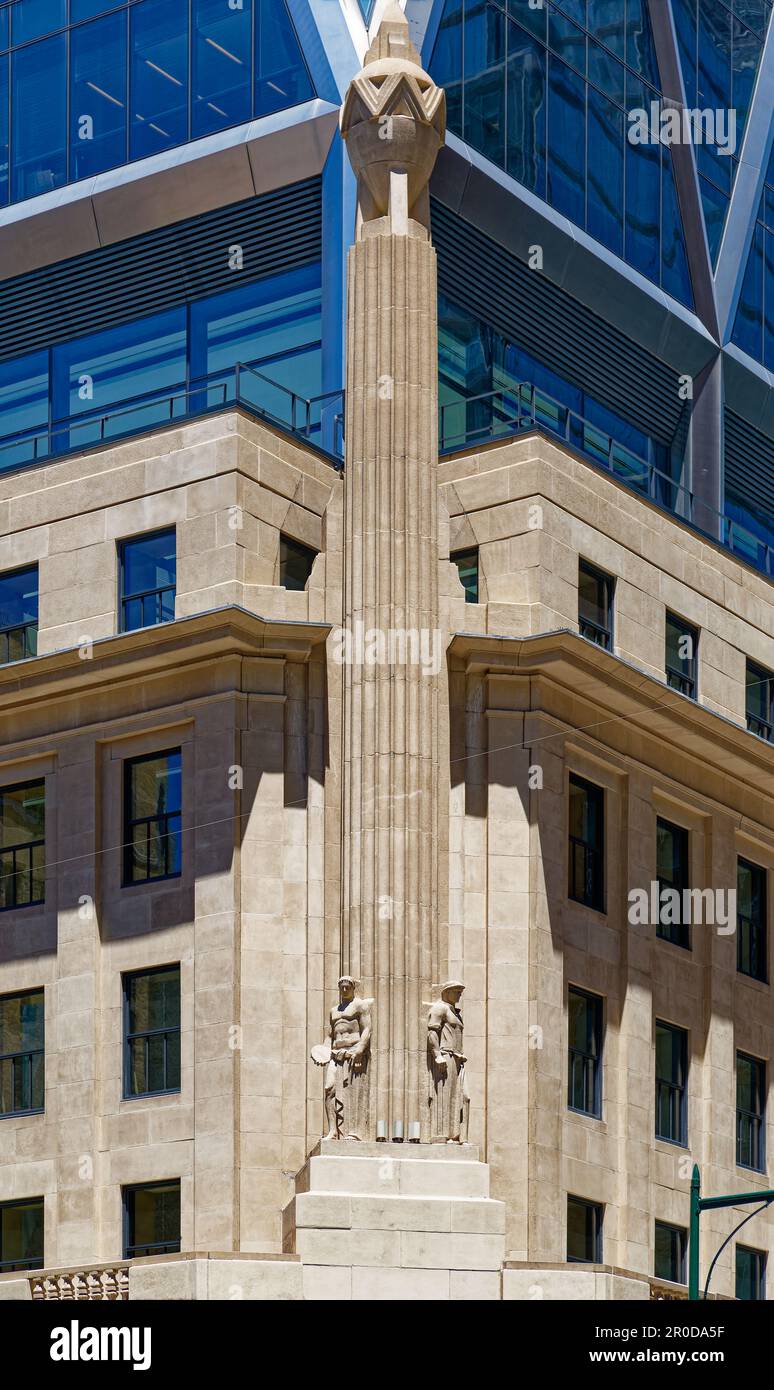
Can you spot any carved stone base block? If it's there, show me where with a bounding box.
[282,1141,506,1300]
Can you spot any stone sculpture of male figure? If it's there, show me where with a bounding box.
[311,976,373,1140]
[427,981,470,1143]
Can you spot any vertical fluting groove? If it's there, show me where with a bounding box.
[343,224,439,1137]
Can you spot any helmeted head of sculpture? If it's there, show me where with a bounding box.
[340,1,446,232]
[440,980,465,1006]
[338,975,357,1003]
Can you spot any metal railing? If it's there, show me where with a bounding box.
[0,362,345,474]
[439,382,774,582]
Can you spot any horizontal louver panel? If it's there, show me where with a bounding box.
[0,178,322,363]
[725,410,774,521]
[431,199,682,447]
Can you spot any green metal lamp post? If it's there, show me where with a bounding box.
[689,1164,774,1300]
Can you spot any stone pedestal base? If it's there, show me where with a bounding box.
[282,1140,506,1300]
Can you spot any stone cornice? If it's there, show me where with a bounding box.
[448,628,774,790]
[0,607,331,717]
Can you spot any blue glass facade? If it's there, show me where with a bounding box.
[428,0,694,306]
[0,0,314,204]
[731,141,774,369]
[0,260,323,470]
[672,0,771,263]
[357,0,377,21]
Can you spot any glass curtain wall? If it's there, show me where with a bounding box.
[0,0,314,206]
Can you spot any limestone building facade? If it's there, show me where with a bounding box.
[0,0,772,1303]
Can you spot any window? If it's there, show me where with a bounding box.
[568,775,605,912]
[568,987,602,1118]
[192,0,252,140]
[665,613,698,699]
[451,548,479,603]
[0,990,44,1117]
[255,0,314,119]
[737,859,767,983]
[737,1052,766,1172]
[123,1181,180,1259]
[656,1021,688,1146]
[124,967,181,1099]
[0,564,38,664]
[746,660,774,741]
[0,1197,43,1273]
[119,529,176,633]
[654,1221,687,1284]
[656,818,690,949]
[279,535,317,591]
[0,780,45,911]
[736,1245,766,1301]
[578,560,614,650]
[566,1195,603,1263]
[11,33,67,202]
[130,0,189,161]
[124,750,182,885]
[69,12,127,182]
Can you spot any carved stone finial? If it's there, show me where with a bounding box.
[340,0,446,234]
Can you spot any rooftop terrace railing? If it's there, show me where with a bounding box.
[0,362,345,476]
[439,383,774,582]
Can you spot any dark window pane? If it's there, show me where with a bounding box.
[0,989,44,1116]
[737,858,767,980]
[11,0,66,45]
[52,309,187,449]
[120,528,176,633]
[12,34,67,202]
[125,966,181,1097]
[0,1197,44,1272]
[578,561,613,648]
[733,222,764,361]
[568,987,602,1115]
[451,549,479,603]
[665,613,697,698]
[0,780,45,910]
[655,1221,686,1283]
[746,661,773,739]
[124,750,182,884]
[70,13,128,181]
[568,775,605,910]
[656,1021,687,1144]
[736,1245,766,1300]
[280,535,317,591]
[547,55,585,226]
[587,86,623,257]
[737,1052,765,1170]
[505,23,546,197]
[192,0,252,139]
[0,564,39,666]
[0,55,8,207]
[254,0,314,118]
[125,1181,180,1257]
[463,0,505,166]
[662,155,693,302]
[567,1196,602,1262]
[130,0,189,160]
[625,135,660,282]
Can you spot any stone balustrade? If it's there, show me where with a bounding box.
[29,1265,129,1300]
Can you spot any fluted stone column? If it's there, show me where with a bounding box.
[339,4,446,1139]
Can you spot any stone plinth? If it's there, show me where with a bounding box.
[283,1141,505,1300]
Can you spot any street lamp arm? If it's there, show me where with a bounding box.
[703,1198,774,1300]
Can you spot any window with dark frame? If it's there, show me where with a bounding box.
[0,780,45,911]
[119,528,176,633]
[568,775,605,912]
[567,987,602,1118]
[124,967,181,1100]
[746,660,774,741]
[123,750,182,886]
[451,548,479,603]
[655,1021,688,1146]
[0,1196,43,1273]
[578,560,614,651]
[737,1052,766,1173]
[656,817,690,949]
[0,989,44,1117]
[654,1220,687,1285]
[737,858,767,983]
[736,1245,766,1300]
[566,1195,603,1263]
[0,564,38,665]
[665,612,698,699]
[123,1180,181,1260]
[279,535,317,591]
